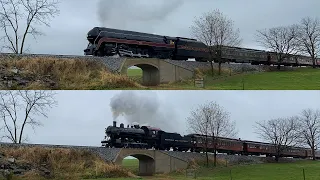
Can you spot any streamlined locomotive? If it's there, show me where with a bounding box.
[84,27,208,61]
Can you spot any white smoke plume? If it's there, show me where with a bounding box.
[109,91,178,132]
[97,0,184,34]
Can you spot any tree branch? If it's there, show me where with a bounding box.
[0,90,57,144]
[0,0,60,53]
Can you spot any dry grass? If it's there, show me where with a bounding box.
[0,147,136,180]
[0,56,141,89]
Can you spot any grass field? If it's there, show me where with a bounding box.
[127,67,320,90]
[89,160,320,180]
[127,68,143,84]
[122,158,139,174]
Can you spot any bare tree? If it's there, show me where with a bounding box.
[296,17,320,68]
[255,116,300,162]
[190,9,241,76]
[0,0,60,54]
[187,101,237,167]
[297,109,320,160]
[0,90,57,143]
[256,25,299,70]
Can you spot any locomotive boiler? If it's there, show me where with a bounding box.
[101,121,164,149]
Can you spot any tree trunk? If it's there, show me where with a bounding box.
[312,146,316,160]
[205,135,209,167]
[210,60,214,77]
[213,149,217,167]
[313,58,316,69]
[205,150,209,167]
[275,148,280,162]
[218,62,222,75]
[277,64,280,70]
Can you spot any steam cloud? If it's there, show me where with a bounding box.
[109,91,178,133]
[97,0,184,34]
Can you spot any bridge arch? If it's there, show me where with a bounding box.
[116,151,155,176]
[121,59,160,86]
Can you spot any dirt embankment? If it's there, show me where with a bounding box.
[0,146,137,180]
[0,56,141,90]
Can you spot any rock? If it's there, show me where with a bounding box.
[7,158,15,163]
[0,159,12,169]
[9,68,19,74]
[0,169,12,179]
[39,166,51,176]
[12,168,25,175]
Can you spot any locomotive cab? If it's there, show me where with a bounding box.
[140,126,163,138]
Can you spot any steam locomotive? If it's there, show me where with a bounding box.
[101,121,320,159]
[84,27,320,66]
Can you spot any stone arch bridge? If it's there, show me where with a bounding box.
[107,148,189,176]
[119,58,194,86]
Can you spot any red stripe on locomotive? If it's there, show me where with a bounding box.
[97,37,175,49]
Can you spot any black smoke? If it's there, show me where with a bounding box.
[97,0,184,33]
[109,91,178,132]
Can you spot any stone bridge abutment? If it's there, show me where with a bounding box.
[115,150,156,176]
[120,58,194,86]
[113,148,188,176]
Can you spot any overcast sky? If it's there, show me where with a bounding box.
[4,90,316,147]
[1,0,319,55]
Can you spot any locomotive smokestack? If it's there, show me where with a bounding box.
[120,123,124,128]
[113,121,116,127]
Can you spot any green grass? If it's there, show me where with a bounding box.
[86,160,320,180]
[126,67,320,90]
[122,158,139,173]
[205,68,320,90]
[127,68,143,84]
[127,68,143,77]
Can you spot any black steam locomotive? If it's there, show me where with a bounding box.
[101,121,320,159]
[84,27,319,66]
[101,121,191,151]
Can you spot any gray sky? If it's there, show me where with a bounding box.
[9,90,319,147]
[1,0,319,55]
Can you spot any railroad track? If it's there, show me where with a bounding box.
[0,53,109,60]
[0,141,102,149]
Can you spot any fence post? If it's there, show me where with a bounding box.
[303,168,305,180]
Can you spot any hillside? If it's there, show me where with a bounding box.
[0,146,136,180]
[0,56,141,90]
